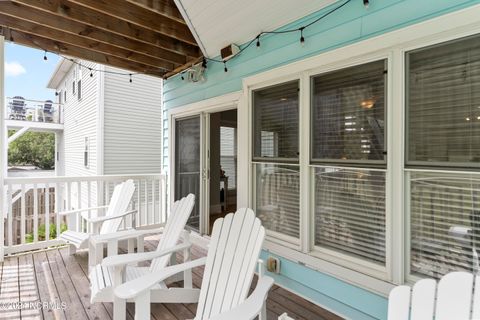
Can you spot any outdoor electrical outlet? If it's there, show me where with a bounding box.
[266,256,281,274]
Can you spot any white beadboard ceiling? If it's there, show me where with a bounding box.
[175,0,339,58]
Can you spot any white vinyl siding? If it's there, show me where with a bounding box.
[60,61,99,208]
[103,67,162,175]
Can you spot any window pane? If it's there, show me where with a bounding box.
[407,34,480,166]
[314,167,386,265]
[255,163,299,238]
[311,60,386,163]
[409,172,480,279]
[253,81,299,161]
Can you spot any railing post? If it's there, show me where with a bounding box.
[0,35,5,261]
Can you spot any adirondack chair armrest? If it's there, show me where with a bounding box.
[90,227,165,244]
[81,209,137,223]
[114,257,208,299]
[101,241,192,268]
[58,205,109,216]
[209,276,275,320]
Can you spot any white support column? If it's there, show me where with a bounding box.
[0,35,5,261]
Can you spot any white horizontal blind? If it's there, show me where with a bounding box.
[255,164,299,238]
[253,81,300,240]
[253,81,299,161]
[311,59,386,164]
[406,33,480,167]
[314,167,386,265]
[409,171,480,279]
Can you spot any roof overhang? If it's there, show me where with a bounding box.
[0,0,202,78]
[46,58,74,89]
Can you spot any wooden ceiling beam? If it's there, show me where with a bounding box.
[2,28,166,77]
[127,0,185,24]
[0,13,181,69]
[163,56,204,79]
[10,0,200,57]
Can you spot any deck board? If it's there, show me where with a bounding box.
[0,236,343,320]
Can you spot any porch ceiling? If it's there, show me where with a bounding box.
[0,0,203,78]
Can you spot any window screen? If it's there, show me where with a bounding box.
[253,81,299,162]
[406,34,480,167]
[311,60,387,164]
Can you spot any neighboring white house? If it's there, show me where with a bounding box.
[47,58,163,206]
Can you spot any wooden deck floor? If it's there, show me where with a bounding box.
[0,236,343,320]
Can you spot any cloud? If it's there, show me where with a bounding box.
[5,61,26,77]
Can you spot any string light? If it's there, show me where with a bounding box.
[185,0,353,79]
[89,68,93,77]
[224,61,228,73]
[363,0,369,8]
[129,74,133,83]
[202,58,207,69]
[43,50,48,61]
[181,73,185,80]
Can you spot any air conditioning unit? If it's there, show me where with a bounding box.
[220,44,240,61]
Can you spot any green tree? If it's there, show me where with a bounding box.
[8,130,55,170]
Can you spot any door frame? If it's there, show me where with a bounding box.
[168,91,242,236]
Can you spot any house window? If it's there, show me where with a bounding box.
[311,60,387,266]
[77,66,82,100]
[84,137,89,168]
[406,34,480,279]
[72,67,76,96]
[253,80,300,239]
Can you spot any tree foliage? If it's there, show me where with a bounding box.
[8,130,55,170]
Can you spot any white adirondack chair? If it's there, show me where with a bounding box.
[89,193,196,318]
[113,208,274,320]
[388,271,480,320]
[59,179,136,256]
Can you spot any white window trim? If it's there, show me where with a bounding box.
[241,3,480,297]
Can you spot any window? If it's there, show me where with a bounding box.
[78,67,82,100]
[406,34,480,280]
[253,81,300,239]
[406,34,480,168]
[72,68,76,95]
[311,60,387,266]
[84,137,89,168]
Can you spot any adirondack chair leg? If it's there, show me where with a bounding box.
[68,244,76,255]
[128,238,135,253]
[113,297,127,320]
[134,291,150,320]
[137,235,144,253]
[108,239,119,257]
[260,303,267,320]
[183,244,192,289]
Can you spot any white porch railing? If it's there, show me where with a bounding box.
[2,174,167,256]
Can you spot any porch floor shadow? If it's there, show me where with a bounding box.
[0,235,343,320]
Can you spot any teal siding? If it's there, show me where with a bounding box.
[165,1,480,319]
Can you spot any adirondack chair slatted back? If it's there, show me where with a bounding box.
[99,180,136,234]
[388,272,480,320]
[149,194,195,271]
[195,208,265,320]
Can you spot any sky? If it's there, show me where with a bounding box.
[4,42,60,101]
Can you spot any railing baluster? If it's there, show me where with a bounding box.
[144,179,148,226]
[105,181,110,205]
[7,184,13,248]
[20,184,26,244]
[33,184,38,242]
[152,179,156,225]
[55,182,61,239]
[87,181,92,233]
[45,183,50,242]
[137,180,141,227]
[67,182,72,231]
[77,181,81,232]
